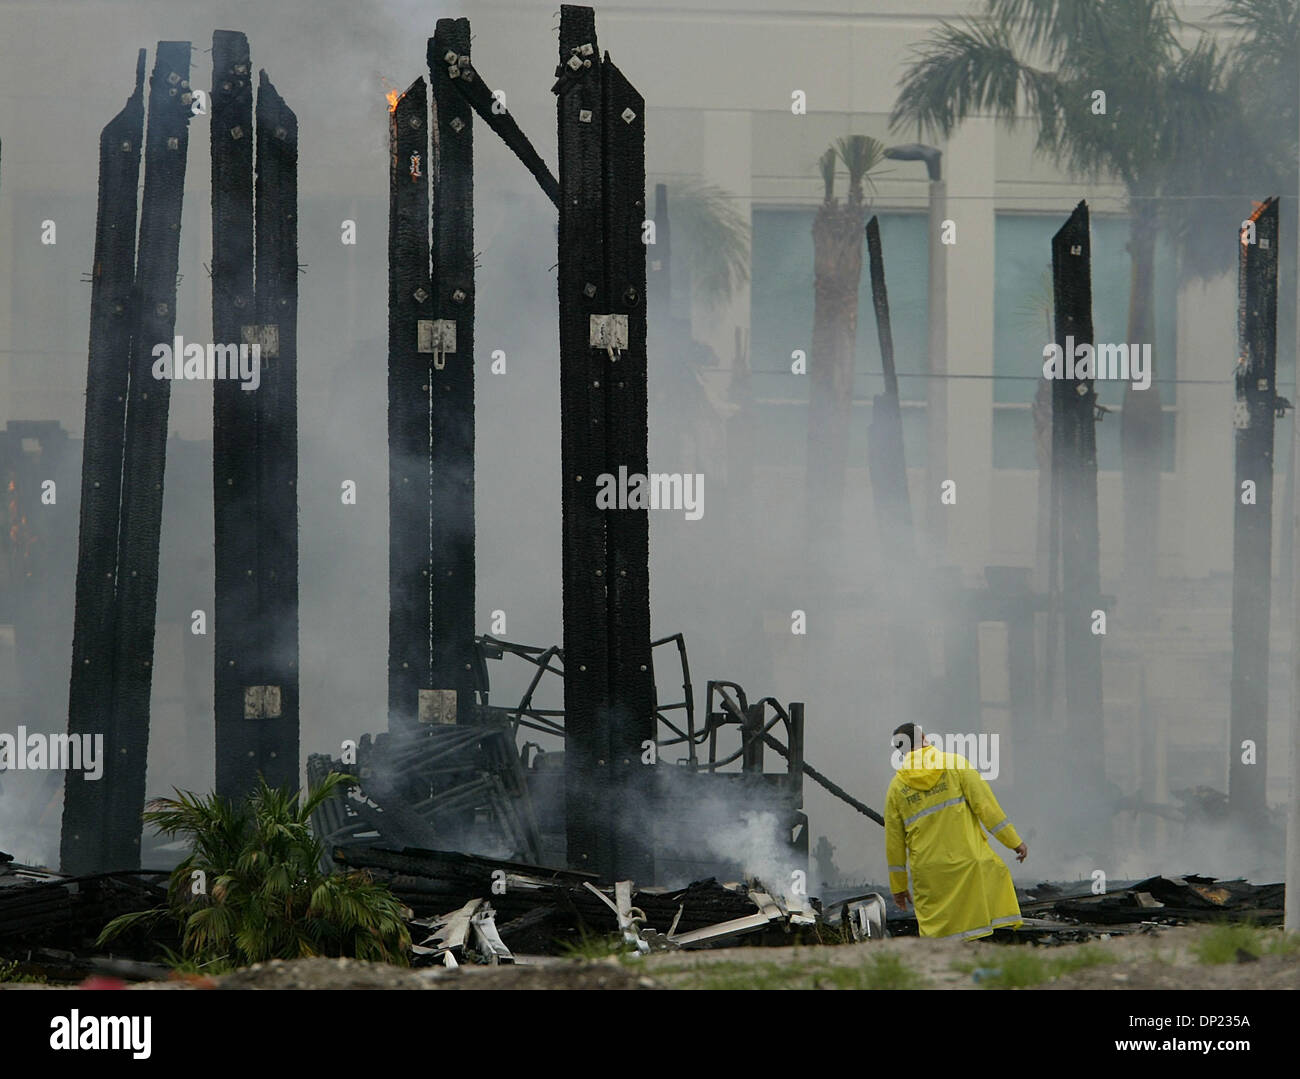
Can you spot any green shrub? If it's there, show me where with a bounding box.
[98,773,411,969]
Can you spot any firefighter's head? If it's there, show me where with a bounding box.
[891,722,924,758]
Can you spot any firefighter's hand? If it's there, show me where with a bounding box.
[892,891,910,910]
[1015,842,1028,863]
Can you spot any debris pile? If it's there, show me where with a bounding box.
[335,845,884,963]
[307,720,543,863]
[0,852,173,979]
[1041,875,1285,927]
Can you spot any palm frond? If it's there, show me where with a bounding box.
[665,179,751,309]
[818,147,837,202]
[1217,0,1300,53]
[834,135,889,202]
[986,0,1112,63]
[95,907,169,946]
[890,18,1034,138]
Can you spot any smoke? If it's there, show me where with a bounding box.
[0,1,1295,899]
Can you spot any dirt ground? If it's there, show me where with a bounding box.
[15,922,1290,990]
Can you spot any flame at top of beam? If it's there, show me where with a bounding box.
[381,75,401,113]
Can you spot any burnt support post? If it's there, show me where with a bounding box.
[250,72,299,792]
[865,214,913,554]
[104,41,193,868]
[427,18,478,723]
[212,36,299,798]
[555,5,654,881]
[62,52,145,875]
[556,5,612,878]
[1230,197,1280,827]
[1051,201,1104,796]
[212,31,259,797]
[865,215,927,705]
[600,52,654,884]
[388,76,434,734]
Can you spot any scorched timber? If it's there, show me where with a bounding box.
[1229,197,1280,828]
[250,71,300,792]
[1050,201,1104,794]
[211,30,259,799]
[62,51,146,876]
[388,76,434,734]
[555,5,614,878]
[427,18,478,721]
[600,56,654,885]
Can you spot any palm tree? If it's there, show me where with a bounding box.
[98,773,411,972]
[807,134,889,551]
[891,0,1257,623]
[664,178,751,310]
[651,180,750,474]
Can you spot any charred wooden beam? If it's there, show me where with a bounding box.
[865,215,913,547]
[600,55,654,883]
[864,215,927,704]
[388,76,434,734]
[1050,200,1104,794]
[250,70,300,793]
[555,5,613,878]
[103,41,194,868]
[62,51,145,875]
[1229,197,1280,828]
[439,45,560,210]
[427,19,479,722]
[211,30,260,799]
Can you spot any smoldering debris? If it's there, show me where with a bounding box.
[334,844,846,963]
[1040,875,1286,928]
[0,851,174,981]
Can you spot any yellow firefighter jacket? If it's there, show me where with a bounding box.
[885,747,1023,940]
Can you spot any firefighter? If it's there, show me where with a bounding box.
[885,723,1028,940]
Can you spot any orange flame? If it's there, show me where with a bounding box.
[381,76,401,114]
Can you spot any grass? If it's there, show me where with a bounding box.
[557,930,626,961]
[653,951,927,990]
[1194,923,1300,965]
[954,945,1114,988]
[1264,930,1300,958]
[0,958,47,984]
[1195,924,1261,964]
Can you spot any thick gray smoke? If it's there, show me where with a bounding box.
[0,1,1296,900]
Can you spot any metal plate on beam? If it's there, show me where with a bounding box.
[417,319,457,354]
[419,688,458,724]
[240,323,279,358]
[244,685,282,718]
[589,313,628,350]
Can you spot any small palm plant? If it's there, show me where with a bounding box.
[97,773,411,972]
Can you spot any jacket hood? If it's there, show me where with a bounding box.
[896,746,963,790]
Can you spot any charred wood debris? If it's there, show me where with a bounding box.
[0,844,1286,974]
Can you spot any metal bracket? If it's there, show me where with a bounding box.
[1233,399,1250,430]
[240,324,279,359]
[243,685,282,719]
[589,314,628,360]
[470,904,516,965]
[418,688,458,725]
[584,880,650,955]
[418,319,457,369]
